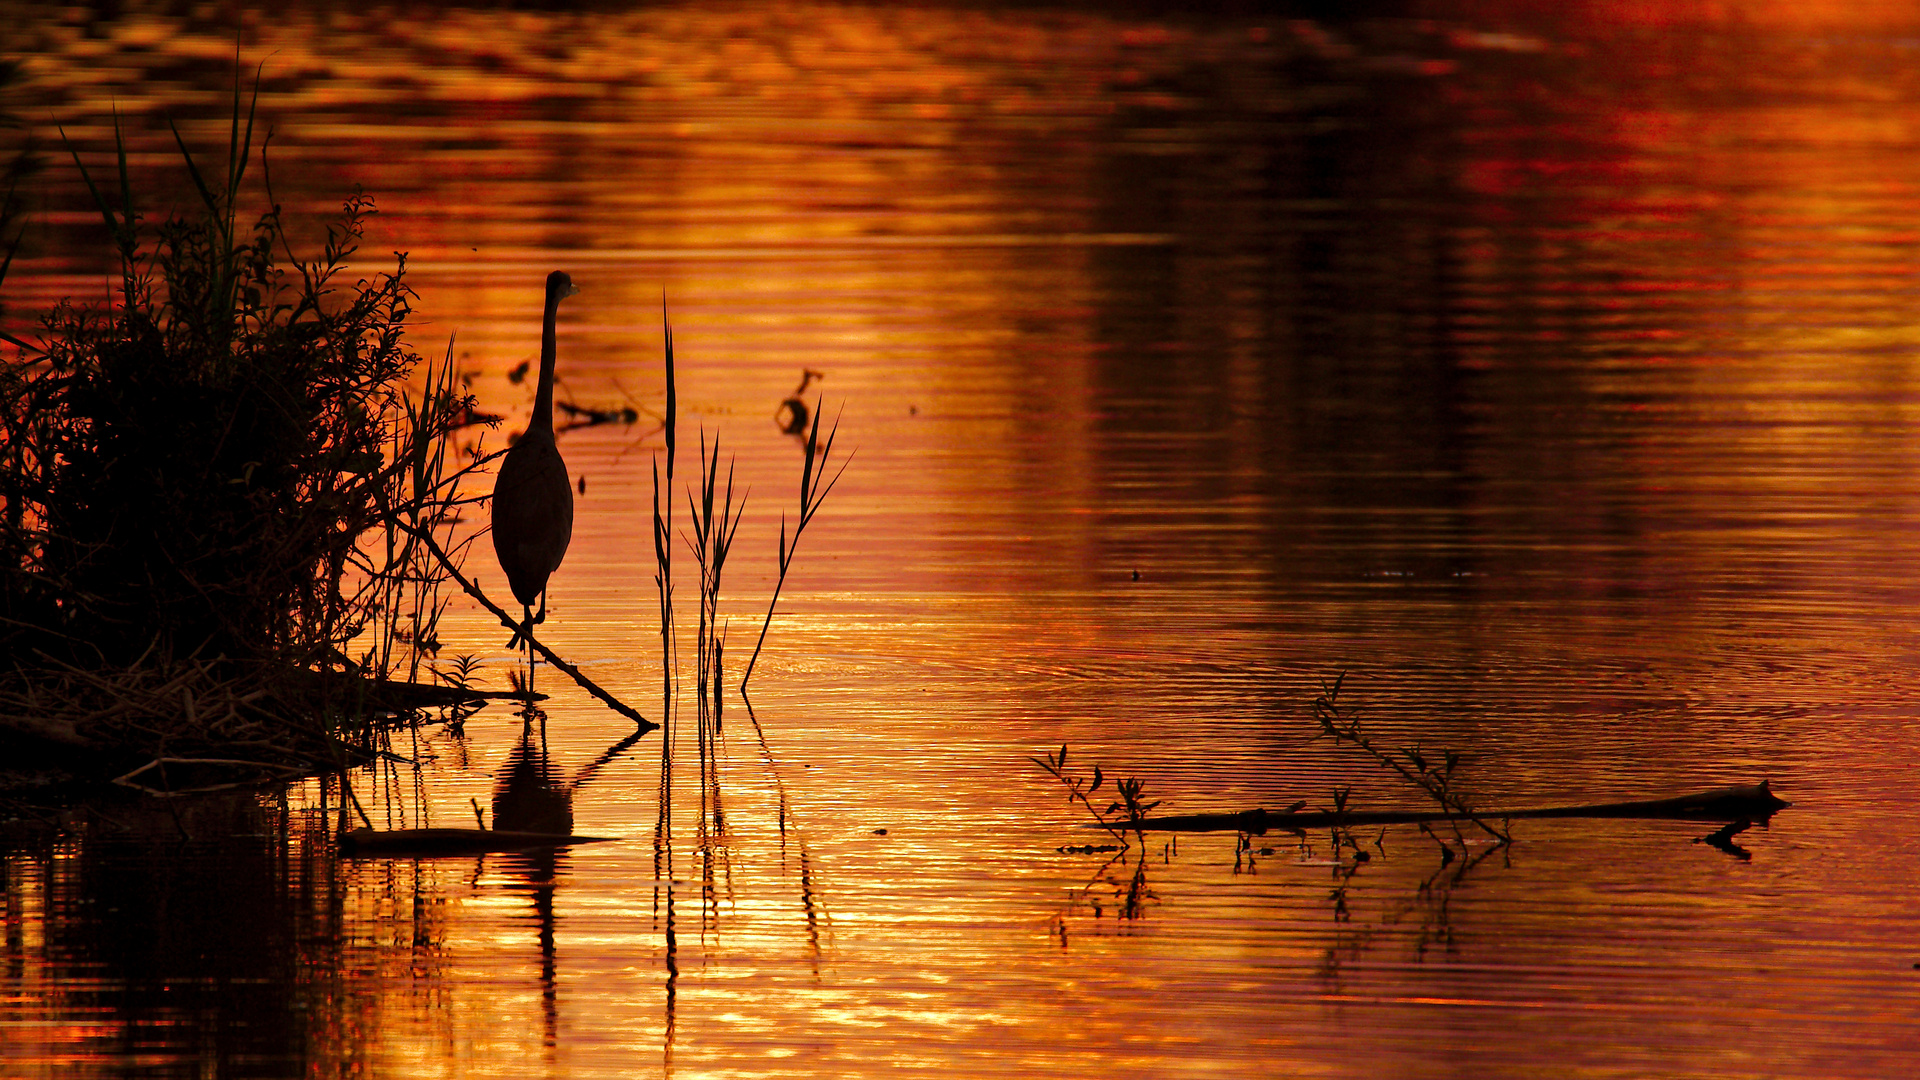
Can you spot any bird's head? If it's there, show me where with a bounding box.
[547,270,579,301]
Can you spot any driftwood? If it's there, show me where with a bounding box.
[0,657,482,791]
[1123,782,1791,834]
[0,654,522,795]
[338,827,616,858]
[112,756,314,796]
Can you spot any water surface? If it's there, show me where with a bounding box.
[4,3,1920,1076]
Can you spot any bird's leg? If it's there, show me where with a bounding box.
[506,603,529,651]
[510,602,533,696]
[530,593,548,694]
[526,604,536,696]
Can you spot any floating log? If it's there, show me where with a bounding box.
[338,827,616,857]
[1122,782,1790,834]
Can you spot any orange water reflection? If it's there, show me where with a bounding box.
[7,2,1920,1077]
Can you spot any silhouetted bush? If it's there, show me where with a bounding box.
[0,93,482,770]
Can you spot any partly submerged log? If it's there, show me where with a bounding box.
[282,669,506,714]
[338,827,616,858]
[1122,782,1791,834]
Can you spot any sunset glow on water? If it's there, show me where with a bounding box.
[4,2,1920,1076]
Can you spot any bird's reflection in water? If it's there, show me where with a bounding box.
[490,708,571,1048]
[493,709,574,837]
[497,844,566,1050]
[487,706,649,1049]
[491,704,650,836]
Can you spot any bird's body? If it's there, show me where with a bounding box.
[493,427,572,606]
[493,271,579,651]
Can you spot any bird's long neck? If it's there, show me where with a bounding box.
[532,287,562,437]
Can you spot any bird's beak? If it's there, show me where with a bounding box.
[566,282,581,299]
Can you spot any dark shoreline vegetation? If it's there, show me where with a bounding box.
[0,85,491,793]
[0,85,847,814]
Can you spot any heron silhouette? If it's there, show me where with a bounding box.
[493,271,579,671]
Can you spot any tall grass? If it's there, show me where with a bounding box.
[652,306,679,866]
[642,309,842,865]
[685,430,743,825]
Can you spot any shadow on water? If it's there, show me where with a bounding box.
[0,794,337,1073]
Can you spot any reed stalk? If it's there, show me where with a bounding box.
[739,398,848,693]
[684,430,743,823]
[652,304,678,868]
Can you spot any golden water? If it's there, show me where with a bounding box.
[4,3,1920,1076]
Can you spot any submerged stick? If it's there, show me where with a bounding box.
[401,523,654,730]
[1118,782,1791,834]
[339,827,617,858]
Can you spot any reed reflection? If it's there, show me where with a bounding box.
[741,698,828,980]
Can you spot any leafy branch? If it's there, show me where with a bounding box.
[1310,674,1510,847]
[1031,744,1160,848]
